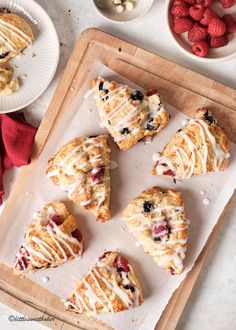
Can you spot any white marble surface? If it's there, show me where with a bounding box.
[0,0,236,329]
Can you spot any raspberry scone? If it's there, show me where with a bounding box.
[91,77,170,150]
[152,108,230,180]
[13,202,83,275]
[123,187,188,275]
[65,251,143,314]
[46,135,111,222]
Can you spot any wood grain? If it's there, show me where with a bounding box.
[0,28,235,330]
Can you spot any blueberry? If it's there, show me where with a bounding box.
[147,123,155,131]
[0,51,9,59]
[120,127,130,135]
[131,91,144,101]
[124,284,135,292]
[203,111,215,125]
[99,82,104,90]
[143,201,154,213]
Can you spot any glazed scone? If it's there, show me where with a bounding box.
[92,77,170,150]
[46,135,111,222]
[0,9,35,64]
[0,67,19,95]
[152,108,230,180]
[13,202,83,275]
[65,251,143,314]
[123,187,188,275]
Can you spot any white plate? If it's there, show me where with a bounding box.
[0,0,60,113]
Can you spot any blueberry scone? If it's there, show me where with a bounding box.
[0,8,35,64]
[92,77,170,150]
[152,108,230,180]
[46,135,111,222]
[13,202,83,275]
[65,251,143,314]
[123,187,188,275]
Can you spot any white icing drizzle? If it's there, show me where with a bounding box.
[0,17,33,52]
[47,137,110,212]
[67,258,139,314]
[94,79,164,143]
[16,214,82,270]
[124,204,187,272]
[154,118,230,179]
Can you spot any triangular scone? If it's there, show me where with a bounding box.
[13,202,83,275]
[0,10,35,64]
[152,108,230,180]
[46,135,111,222]
[65,251,143,314]
[123,187,188,275]
[92,77,170,150]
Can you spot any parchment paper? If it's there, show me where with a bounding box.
[0,61,236,330]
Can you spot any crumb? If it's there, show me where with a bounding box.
[32,52,36,58]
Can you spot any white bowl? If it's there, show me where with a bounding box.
[166,0,236,62]
[92,0,154,23]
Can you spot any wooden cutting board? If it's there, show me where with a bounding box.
[0,28,235,330]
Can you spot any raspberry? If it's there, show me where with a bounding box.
[192,41,209,56]
[200,8,219,26]
[90,166,105,183]
[196,0,215,6]
[208,18,226,36]
[51,215,64,225]
[189,4,205,21]
[183,0,196,3]
[188,23,208,42]
[210,35,229,47]
[171,1,189,17]
[218,0,235,8]
[72,228,83,242]
[174,17,194,33]
[222,14,236,33]
[114,256,129,272]
[153,221,169,241]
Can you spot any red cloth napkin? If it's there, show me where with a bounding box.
[0,113,37,204]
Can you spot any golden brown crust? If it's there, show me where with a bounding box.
[123,187,188,275]
[92,77,170,151]
[0,13,35,64]
[65,251,143,315]
[152,108,230,179]
[46,135,111,222]
[13,202,83,275]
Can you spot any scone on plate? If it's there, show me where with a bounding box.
[0,8,35,64]
[123,187,188,275]
[152,108,230,180]
[13,202,83,275]
[92,77,170,150]
[65,251,143,314]
[0,9,35,64]
[46,135,111,222]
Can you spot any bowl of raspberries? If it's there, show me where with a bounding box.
[167,0,236,61]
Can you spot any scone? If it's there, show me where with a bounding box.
[65,251,143,314]
[0,67,19,95]
[0,8,35,64]
[123,187,188,275]
[13,202,83,275]
[46,135,111,222]
[92,77,170,150]
[152,108,230,180]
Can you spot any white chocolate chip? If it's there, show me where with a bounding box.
[125,1,134,10]
[113,0,122,4]
[116,4,124,13]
